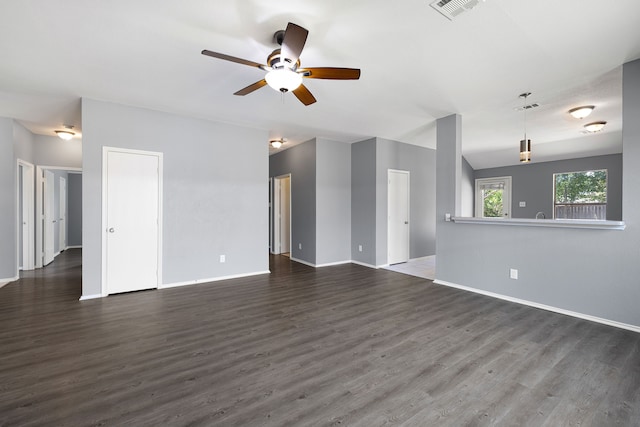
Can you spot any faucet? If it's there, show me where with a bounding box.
[535,212,546,219]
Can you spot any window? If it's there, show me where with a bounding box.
[475,176,512,218]
[554,169,607,220]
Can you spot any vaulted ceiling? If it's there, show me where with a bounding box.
[1,0,639,168]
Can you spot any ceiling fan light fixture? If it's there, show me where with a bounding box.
[270,139,284,149]
[55,125,75,140]
[265,68,302,93]
[584,121,607,133]
[569,105,595,119]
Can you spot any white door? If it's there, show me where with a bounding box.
[59,176,67,252]
[43,170,55,265]
[104,148,162,295]
[18,162,35,270]
[279,176,291,254]
[388,170,410,265]
[475,176,512,218]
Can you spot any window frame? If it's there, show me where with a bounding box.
[553,169,608,220]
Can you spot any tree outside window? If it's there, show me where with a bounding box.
[554,170,607,220]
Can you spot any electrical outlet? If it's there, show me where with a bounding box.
[219,255,226,263]
[358,245,363,252]
[298,243,302,250]
[519,201,526,207]
[510,268,518,279]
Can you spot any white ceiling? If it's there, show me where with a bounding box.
[1,0,639,169]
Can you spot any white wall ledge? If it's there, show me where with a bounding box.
[451,217,626,230]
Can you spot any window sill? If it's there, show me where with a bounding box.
[451,217,626,230]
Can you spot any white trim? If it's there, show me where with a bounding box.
[350,260,382,269]
[452,216,625,230]
[315,260,352,268]
[16,159,35,272]
[159,270,270,289]
[79,294,104,301]
[66,245,82,249]
[0,276,19,289]
[290,256,316,267]
[475,176,512,218]
[101,147,163,295]
[434,279,640,334]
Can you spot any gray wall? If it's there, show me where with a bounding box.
[460,156,474,217]
[269,139,317,265]
[316,139,351,265]
[67,173,82,247]
[475,154,622,220]
[351,138,377,266]
[0,118,15,280]
[376,138,436,265]
[435,59,640,329]
[81,98,268,297]
[351,137,437,267]
[34,135,82,169]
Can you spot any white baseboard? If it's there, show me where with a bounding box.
[350,260,384,269]
[79,293,104,301]
[66,245,82,249]
[289,257,352,268]
[160,270,271,289]
[289,257,316,267]
[0,276,18,289]
[434,279,640,334]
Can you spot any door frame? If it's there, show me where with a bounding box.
[272,174,291,255]
[474,176,512,218]
[36,165,82,268]
[387,169,410,265]
[16,159,35,271]
[101,146,163,297]
[59,176,67,252]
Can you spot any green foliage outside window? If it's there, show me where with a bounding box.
[483,189,503,217]
[554,170,607,204]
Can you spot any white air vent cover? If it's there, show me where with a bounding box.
[515,103,540,111]
[430,0,483,20]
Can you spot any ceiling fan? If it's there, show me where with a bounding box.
[202,22,361,106]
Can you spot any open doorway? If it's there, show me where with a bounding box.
[36,166,82,268]
[272,174,291,256]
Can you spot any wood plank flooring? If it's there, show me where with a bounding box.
[1,249,639,426]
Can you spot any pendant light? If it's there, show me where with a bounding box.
[519,92,532,163]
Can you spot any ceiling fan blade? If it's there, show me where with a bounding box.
[234,79,268,96]
[201,49,266,70]
[292,84,317,106]
[280,23,308,65]
[299,67,361,80]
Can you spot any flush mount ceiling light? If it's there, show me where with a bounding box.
[569,105,595,119]
[270,138,286,149]
[55,125,75,140]
[519,92,532,164]
[584,121,607,133]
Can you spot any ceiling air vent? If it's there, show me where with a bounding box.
[515,103,540,111]
[430,0,483,20]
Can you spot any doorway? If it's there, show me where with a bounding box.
[388,169,410,265]
[43,170,55,266]
[59,176,67,252]
[102,147,162,295]
[272,174,291,255]
[17,160,35,271]
[475,176,512,218]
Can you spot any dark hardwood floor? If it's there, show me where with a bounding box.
[1,249,639,426]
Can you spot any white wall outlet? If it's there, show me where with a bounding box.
[445,213,451,222]
[219,255,226,263]
[358,245,363,252]
[519,201,526,207]
[510,268,518,279]
[298,243,302,250]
